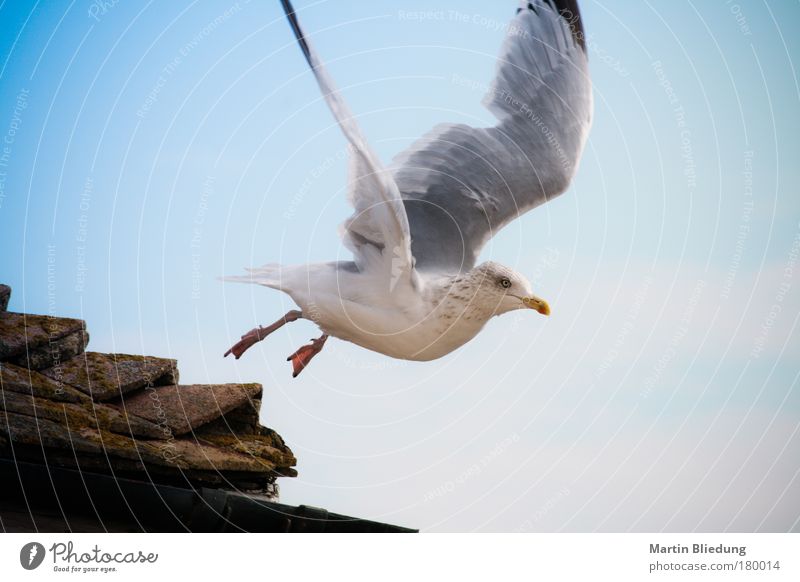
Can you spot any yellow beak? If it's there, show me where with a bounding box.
[522,296,551,316]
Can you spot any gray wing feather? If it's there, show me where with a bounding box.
[392,0,592,273]
[280,0,414,284]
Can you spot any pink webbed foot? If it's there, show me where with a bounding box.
[224,327,266,359]
[287,334,328,378]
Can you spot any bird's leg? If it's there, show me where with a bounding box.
[224,310,303,359]
[287,334,328,378]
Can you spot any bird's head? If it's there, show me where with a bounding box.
[470,261,550,317]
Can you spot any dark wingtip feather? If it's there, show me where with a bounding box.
[526,0,586,52]
[550,0,586,51]
[280,0,314,68]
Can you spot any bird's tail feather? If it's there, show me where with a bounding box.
[219,263,283,290]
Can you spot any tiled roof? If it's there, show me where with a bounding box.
[0,284,296,497]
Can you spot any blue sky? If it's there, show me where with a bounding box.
[1,0,798,531]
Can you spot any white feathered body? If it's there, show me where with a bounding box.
[236,263,496,361]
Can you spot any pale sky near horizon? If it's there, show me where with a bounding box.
[1,0,799,531]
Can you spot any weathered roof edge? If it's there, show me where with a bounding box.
[2,458,416,533]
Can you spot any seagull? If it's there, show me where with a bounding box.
[224,0,592,377]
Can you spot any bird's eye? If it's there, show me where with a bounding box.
[499,277,511,289]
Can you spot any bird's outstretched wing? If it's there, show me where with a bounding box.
[280,0,415,289]
[393,0,592,274]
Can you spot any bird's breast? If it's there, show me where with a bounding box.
[312,296,489,361]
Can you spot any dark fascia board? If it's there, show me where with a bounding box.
[0,458,417,533]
